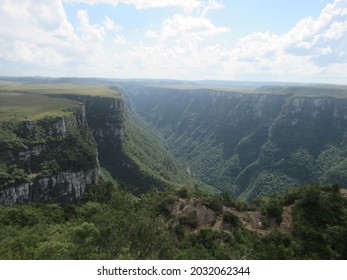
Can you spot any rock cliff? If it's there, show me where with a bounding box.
[0,168,99,205]
[40,91,190,195]
[0,104,99,205]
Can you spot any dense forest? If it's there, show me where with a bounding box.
[1,180,346,259]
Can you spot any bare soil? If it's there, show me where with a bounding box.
[170,198,294,237]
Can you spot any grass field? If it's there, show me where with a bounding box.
[0,83,121,98]
[256,85,347,98]
[0,83,121,121]
[144,84,347,97]
[0,91,82,121]
[145,84,257,94]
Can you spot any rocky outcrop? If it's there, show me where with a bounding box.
[0,103,100,205]
[62,95,128,184]
[57,91,190,194]
[0,168,99,205]
[50,94,126,140]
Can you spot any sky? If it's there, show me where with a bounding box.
[0,0,347,84]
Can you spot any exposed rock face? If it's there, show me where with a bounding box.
[51,91,196,195]
[57,92,188,194]
[52,94,125,140]
[0,168,99,205]
[0,104,100,205]
[55,95,130,184]
[171,198,216,230]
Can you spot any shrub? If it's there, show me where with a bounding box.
[179,211,198,228]
[263,200,283,225]
[204,197,223,216]
[223,212,241,228]
[174,224,185,241]
[177,187,189,199]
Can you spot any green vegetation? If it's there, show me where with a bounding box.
[261,198,283,226]
[127,85,347,201]
[1,182,345,259]
[0,162,27,187]
[1,80,347,260]
[0,91,80,121]
[0,116,97,188]
[121,112,191,192]
[256,85,347,98]
[1,81,202,197]
[0,83,120,98]
[0,82,120,122]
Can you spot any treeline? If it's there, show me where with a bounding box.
[0,182,346,259]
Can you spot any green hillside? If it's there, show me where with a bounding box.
[0,83,121,98]
[1,181,346,259]
[0,81,204,197]
[126,84,347,201]
[0,91,80,121]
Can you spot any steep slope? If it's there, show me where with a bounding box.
[0,82,199,201]
[0,93,99,205]
[57,91,197,194]
[125,84,347,201]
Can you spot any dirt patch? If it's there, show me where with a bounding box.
[223,205,294,235]
[171,198,216,231]
[223,207,269,235]
[170,198,295,238]
[212,217,223,231]
[278,205,293,234]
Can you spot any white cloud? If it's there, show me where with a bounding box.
[159,14,229,43]
[103,16,122,32]
[201,0,224,17]
[105,10,230,79]
[124,0,201,12]
[320,46,333,54]
[323,21,347,39]
[63,0,203,12]
[1,0,347,83]
[0,0,78,66]
[145,30,158,39]
[121,12,230,78]
[224,0,347,82]
[114,34,127,44]
[77,10,105,42]
[0,0,105,70]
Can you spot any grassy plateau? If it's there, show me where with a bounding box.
[0,83,121,121]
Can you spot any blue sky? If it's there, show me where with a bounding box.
[0,0,346,83]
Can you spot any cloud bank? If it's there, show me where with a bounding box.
[0,0,346,83]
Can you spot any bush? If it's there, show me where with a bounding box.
[82,182,115,204]
[0,163,27,187]
[174,224,185,241]
[179,211,198,228]
[155,196,176,217]
[0,207,39,227]
[223,212,241,228]
[177,187,189,199]
[263,200,283,225]
[204,197,223,216]
[219,192,235,207]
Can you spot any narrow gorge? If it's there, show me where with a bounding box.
[0,83,192,204]
[125,84,347,201]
